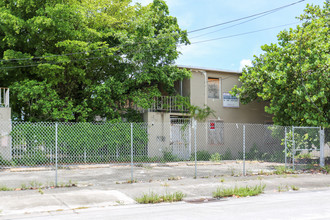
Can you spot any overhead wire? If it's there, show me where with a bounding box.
[187,0,305,33]
[187,22,302,45]
[189,9,284,40]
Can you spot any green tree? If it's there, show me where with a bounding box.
[232,2,329,128]
[0,0,190,122]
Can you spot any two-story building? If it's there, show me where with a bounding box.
[142,66,273,159]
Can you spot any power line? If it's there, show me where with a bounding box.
[189,9,283,40]
[188,22,301,45]
[187,0,305,33]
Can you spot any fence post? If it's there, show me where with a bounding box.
[243,125,246,176]
[55,122,58,187]
[284,127,287,168]
[292,126,295,170]
[130,123,134,182]
[320,128,325,167]
[193,119,197,179]
[84,148,87,164]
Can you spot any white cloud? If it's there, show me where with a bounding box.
[239,59,252,71]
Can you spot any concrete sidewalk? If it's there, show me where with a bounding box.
[1,173,330,218]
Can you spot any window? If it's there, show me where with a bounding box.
[208,120,224,145]
[208,78,220,99]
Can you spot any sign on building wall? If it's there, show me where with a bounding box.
[208,120,224,145]
[223,92,239,108]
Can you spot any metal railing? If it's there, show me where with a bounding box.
[0,88,9,107]
[149,96,190,112]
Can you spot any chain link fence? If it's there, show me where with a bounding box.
[0,121,328,187]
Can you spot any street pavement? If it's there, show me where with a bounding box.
[3,189,330,220]
[0,173,330,219]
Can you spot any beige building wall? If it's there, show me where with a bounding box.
[143,112,171,157]
[188,69,272,123]
[0,108,12,160]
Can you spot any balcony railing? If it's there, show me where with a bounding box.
[0,88,9,108]
[149,96,190,113]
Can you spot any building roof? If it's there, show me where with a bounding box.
[177,65,241,75]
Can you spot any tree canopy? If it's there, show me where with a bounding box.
[0,0,190,122]
[232,2,329,128]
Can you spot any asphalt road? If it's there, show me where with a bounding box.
[8,189,330,220]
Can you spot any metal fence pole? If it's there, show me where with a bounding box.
[284,127,287,168]
[194,119,197,179]
[320,128,325,167]
[84,148,87,164]
[243,125,246,176]
[55,122,58,187]
[292,126,295,170]
[130,123,134,182]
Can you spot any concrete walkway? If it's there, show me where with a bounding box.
[1,173,330,219]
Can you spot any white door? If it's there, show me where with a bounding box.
[170,119,191,160]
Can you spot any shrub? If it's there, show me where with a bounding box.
[163,151,179,162]
[15,150,49,166]
[222,148,233,160]
[191,150,211,161]
[246,143,262,160]
[0,156,11,166]
[210,153,222,162]
[295,153,312,159]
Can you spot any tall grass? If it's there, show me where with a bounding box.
[213,184,266,198]
[136,191,186,204]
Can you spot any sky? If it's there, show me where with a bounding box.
[133,0,324,72]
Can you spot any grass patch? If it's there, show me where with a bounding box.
[257,170,271,176]
[38,188,44,195]
[210,153,222,162]
[273,166,294,175]
[168,176,181,181]
[277,184,289,192]
[29,180,43,189]
[161,182,170,187]
[0,180,76,192]
[72,207,89,210]
[291,185,299,191]
[201,176,209,179]
[0,185,13,191]
[136,191,185,204]
[213,184,266,198]
[57,180,77,188]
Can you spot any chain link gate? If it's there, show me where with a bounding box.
[285,126,324,170]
